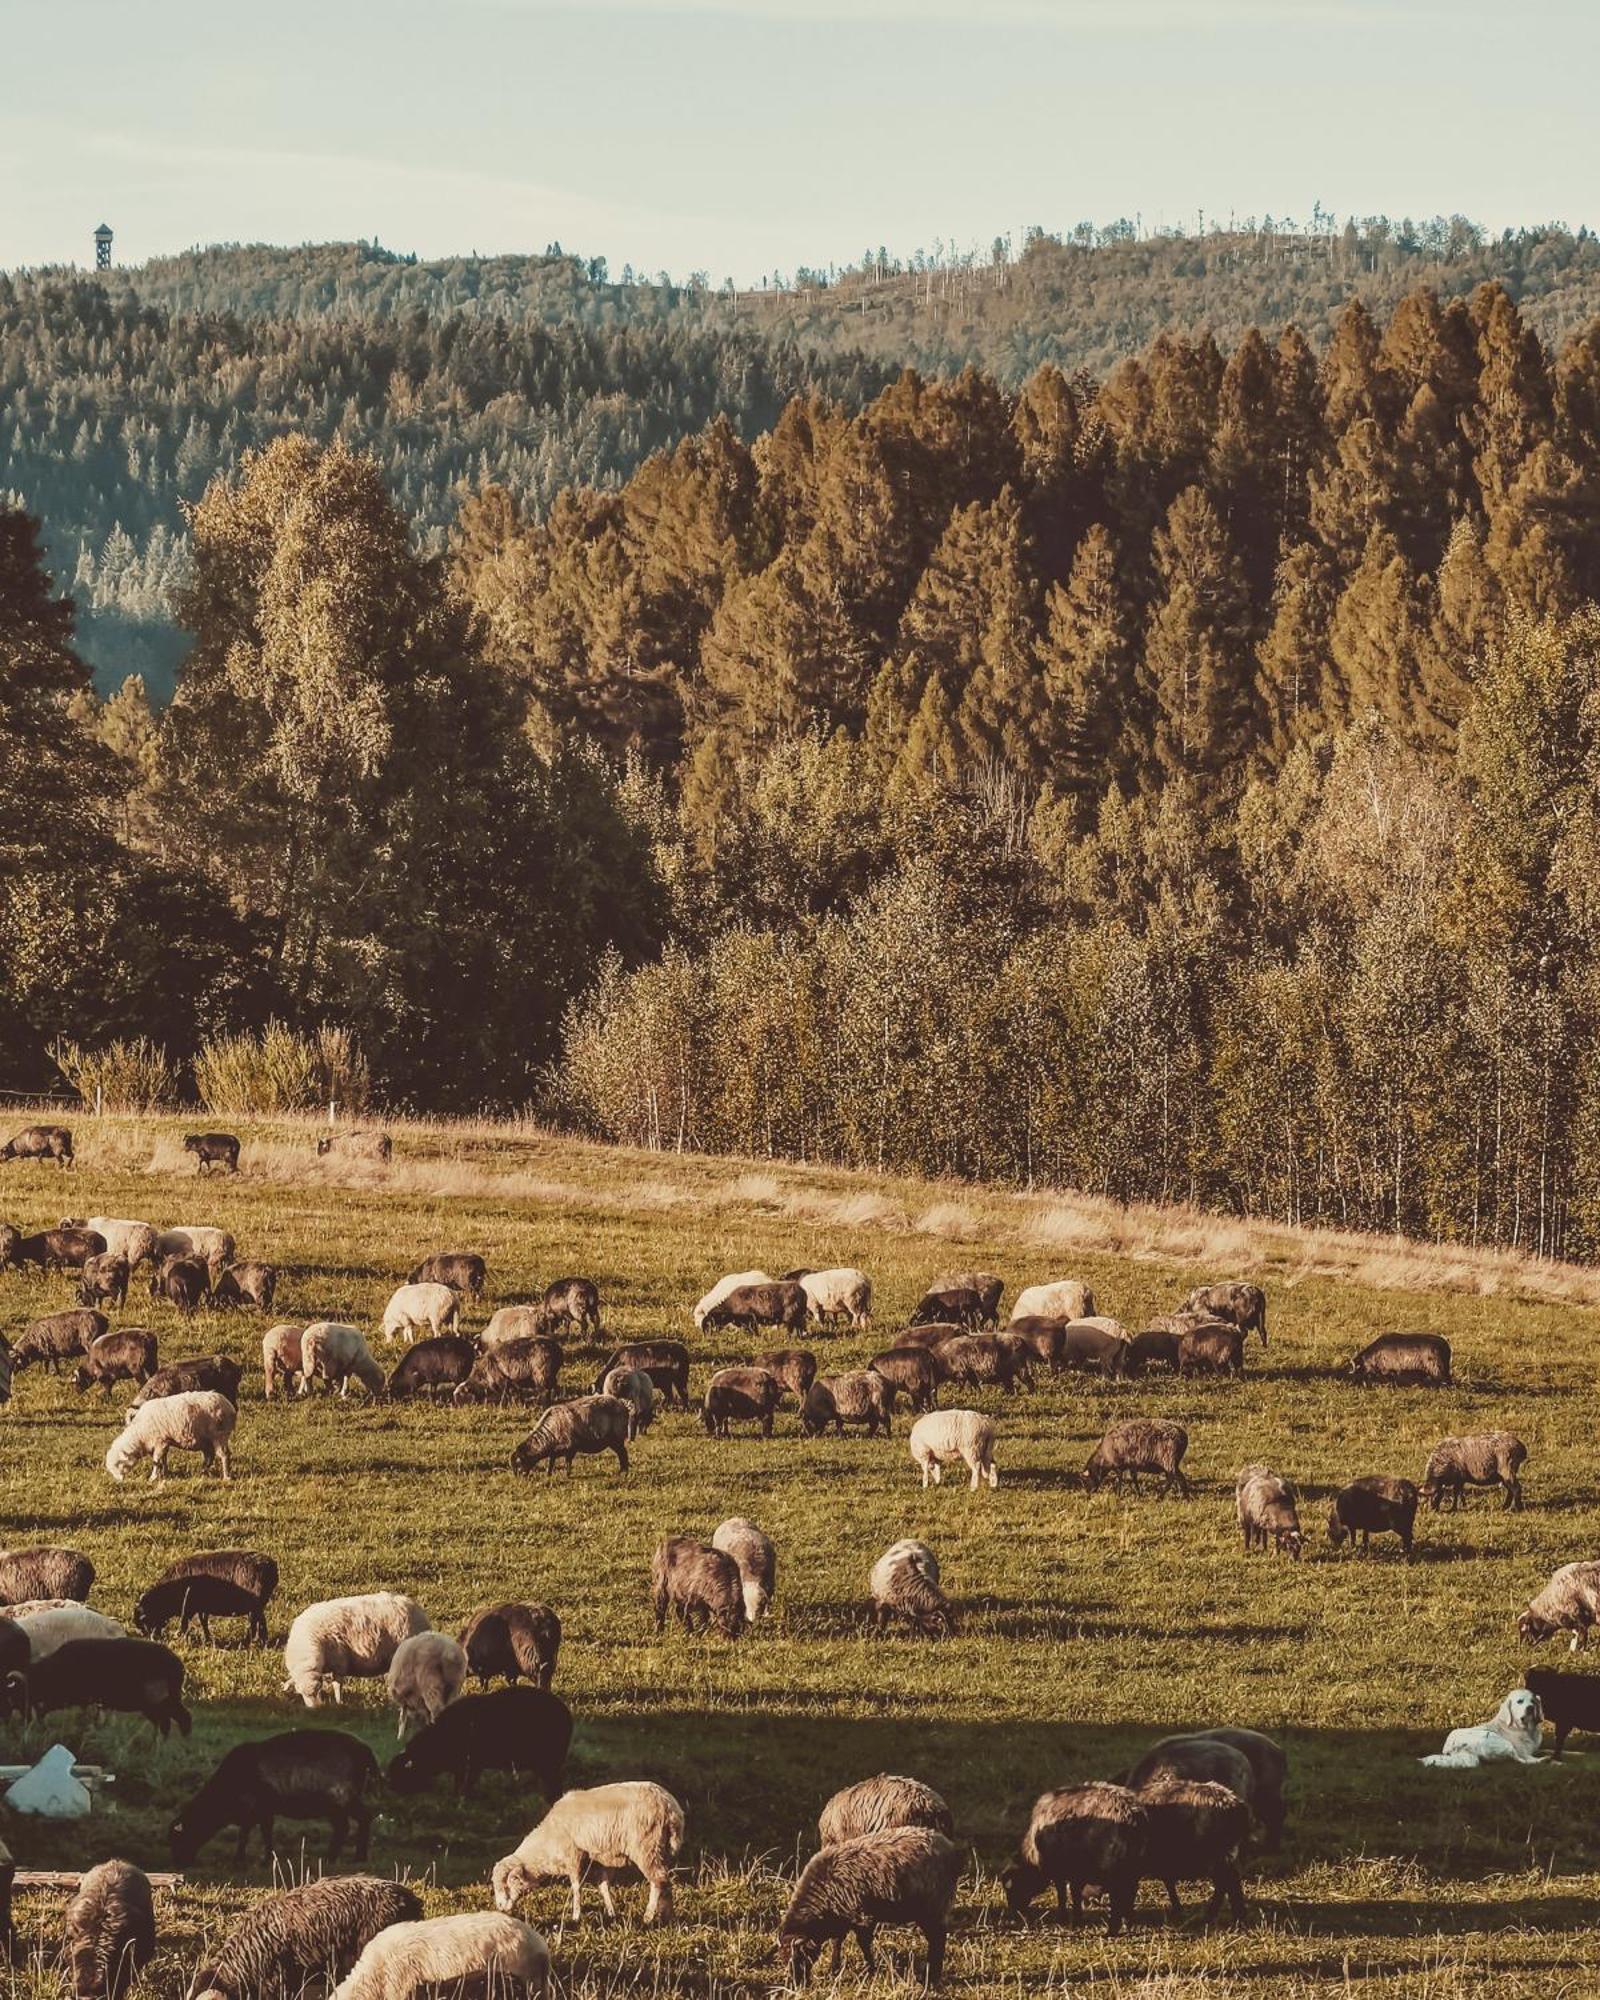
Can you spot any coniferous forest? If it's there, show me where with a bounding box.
[9,259,1600,1256]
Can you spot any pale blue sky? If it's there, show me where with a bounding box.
[4,0,1597,283]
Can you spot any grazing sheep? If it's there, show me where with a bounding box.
[132,1354,243,1406]
[154,1226,235,1275]
[387,1631,468,1738]
[693,1269,771,1328]
[755,1347,818,1396]
[14,1308,105,1373]
[1011,1278,1096,1323]
[870,1346,941,1412]
[13,1604,125,1658]
[64,1859,155,2000]
[78,1252,129,1311]
[0,1547,93,1605]
[651,1536,746,1639]
[315,1129,392,1163]
[779,1826,962,1986]
[150,1254,211,1314]
[812,1369,895,1435]
[711,1517,776,1623]
[74,1329,157,1395]
[869,1541,956,1638]
[137,1551,276,1643]
[380,1281,459,1344]
[1522,1668,1600,1757]
[1421,1688,1545,1768]
[909,1286,985,1330]
[819,1776,953,1848]
[934,1271,1004,1323]
[409,1251,487,1298]
[1519,1560,1600,1649]
[493,1781,686,1924]
[1181,1281,1268,1345]
[330,1914,548,2000]
[77,1219,159,1271]
[458,1603,561,1691]
[213,1262,278,1312]
[1056,1320,1131,1378]
[1128,1328,1182,1375]
[1235,1465,1302,1557]
[260,1324,305,1397]
[184,1875,421,2000]
[894,1321,965,1351]
[1129,1728,1288,1849]
[541,1277,600,1333]
[0,1221,22,1269]
[482,1306,556,1349]
[1135,1776,1249,1921]
[591,1341,690,1409]
[1,1123,73,1166]
[135,1574,271,1646]
[385,1686,572,1799]
[455,1337,561,1406]
[283,1593,431,1707]
[935,1332,1032,1394]
[1349,1331,1451,1386]
[701,1365,783,1437]
[909,1409,998,1491]
[107,1390,236,1484]
[700,1280,808,1335]
[1003,1316,1067,1371]
[183,1132,240,1175]
[794,1267,873,1327]
[1085,1418,1191,1498]
[1326,1475,1418,1554]
[386,1335,476,1399]
[1179,1323,1246,1378]
[14,1225,104,1272]
[170,1731,380,1865]
[28,1637,190,1736]
[599,1365,655,1437]
[1423,1433,1527,1512]
[1000,1782,1146,1930]
[299,1322,384,1399]
[510,1395,631,1476]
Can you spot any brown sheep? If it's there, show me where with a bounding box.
[779,1827,962,1985]
[1085,1419,1191,1497]
[1000,1782,1146,1930]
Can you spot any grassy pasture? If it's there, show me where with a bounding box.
[0,1111,1596,1996]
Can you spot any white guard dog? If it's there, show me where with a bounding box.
[1420,1688,1544,1768]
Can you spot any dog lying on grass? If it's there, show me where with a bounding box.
[1420,1689,1544,1767]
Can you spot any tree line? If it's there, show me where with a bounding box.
[10,281,1600,1255]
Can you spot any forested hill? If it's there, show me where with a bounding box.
[0,275,890,695]
[114,219,1600,379]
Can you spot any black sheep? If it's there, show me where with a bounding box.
[134,1573,271,1645]
[132,1356,243,1406]
[170,1730,379,1864]
[385,1685,572,1798]
[387,1334,477,1399]
[1523,1669,1600,1759]
[29,1638,190,1737]
[458,1602,562,1689]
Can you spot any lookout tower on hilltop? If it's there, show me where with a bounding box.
[94,223,113,270]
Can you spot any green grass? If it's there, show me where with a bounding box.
[0,1111,1598,1996]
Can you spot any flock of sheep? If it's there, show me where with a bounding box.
[0,1119,1596,1993]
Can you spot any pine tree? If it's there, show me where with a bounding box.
[1256,543,1336,758]
[1039,521,1139,802]
[1142,485,1256,782]
[1325,526,1431,737]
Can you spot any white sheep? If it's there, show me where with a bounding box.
[12,1604,126,1657]
[692,1270,771,1329]
[493,1781,686,1925]
[380,1282,459,1345]
[1010,1278,1096,1323]
[81,1218,159,1270]
[909,1409,998,1491]
[300,1322,385,1398]
[796,1267,873,1327]
[261,1323,304,1397]
[600,1366,656,1438]
[711,1517,776,1623]
[386,1631,467,1738]
[331,1914,549,2000]
[155,1225,236,1275]
[283,1592,431,1706]
[106,1390,236,1483]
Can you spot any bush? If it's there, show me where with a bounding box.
[52,1036,177,1111]
[193,1021,319,1113]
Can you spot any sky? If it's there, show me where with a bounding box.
[4,0,1598,285]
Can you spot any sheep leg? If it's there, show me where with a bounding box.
[569,1874,585,1922]
[969,1458,981,1491]
[645,1874,672,1923]
[922,1923,945,1983]
[1164,1880,1183,1915]
[854,1924,876,1973]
